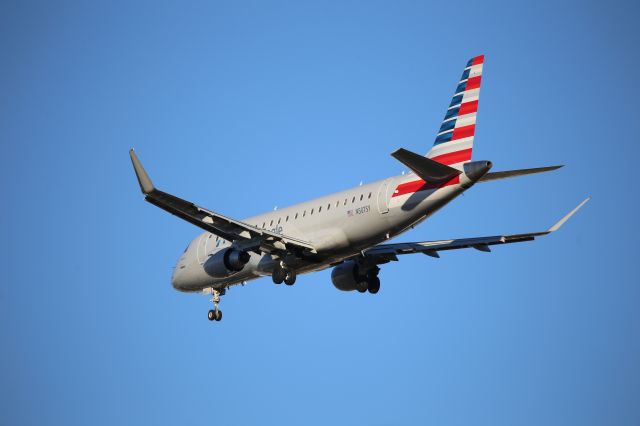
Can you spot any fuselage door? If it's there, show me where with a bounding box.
[377,179,392,214]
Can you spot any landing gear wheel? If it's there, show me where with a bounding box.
[367,276,380,294]
[215,310,222,321]
[208,310,216,321]
[284,271,297,286]
[356,280,368,293]
[272,267,286,284]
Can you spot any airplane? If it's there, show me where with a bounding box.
[130,55,589,323]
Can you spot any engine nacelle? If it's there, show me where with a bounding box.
[203,248,250,278]
[331,260,363,292]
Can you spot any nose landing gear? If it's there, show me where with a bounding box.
[208,309,222,321]
[206,288,224,322]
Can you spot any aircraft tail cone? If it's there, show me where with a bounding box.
[464,160,492,182]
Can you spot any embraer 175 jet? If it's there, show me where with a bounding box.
[131,55,589,322]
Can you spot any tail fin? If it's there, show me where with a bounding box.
[427,55,484,169]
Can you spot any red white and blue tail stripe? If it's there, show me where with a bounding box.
[427,55,484,168]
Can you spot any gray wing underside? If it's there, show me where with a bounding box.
[363,197,590,263]
[130,149,315,254]
[144,189,315,251]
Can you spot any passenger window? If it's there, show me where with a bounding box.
[278,218,281,224]
[295,213,298,219]
[352,196,355,203]
[270,220,273,226]
[344,199,347,206]
[286,216,289,222]
[303,210,306,217]
[336,201,339,207]
[319,206,322,213]
[311,208,314,215]
[368,192,372,199]
[327,203,331,210]
[262,222,265,228]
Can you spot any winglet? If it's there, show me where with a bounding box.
[548,197,590,232]
[129,149,155,194]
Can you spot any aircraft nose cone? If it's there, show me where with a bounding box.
[171,259,207,292]
[171,266,187,290]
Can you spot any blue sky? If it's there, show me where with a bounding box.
[1,1,639,425]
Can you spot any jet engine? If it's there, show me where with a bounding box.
[203,248,251,278]
[331,260,380,293]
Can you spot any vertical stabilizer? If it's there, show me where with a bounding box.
[427,55,484,169]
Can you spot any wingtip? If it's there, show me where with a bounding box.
[547,197,590,232]
[129,149,155,195]
[390,148,405,157]
[546,165,564,172]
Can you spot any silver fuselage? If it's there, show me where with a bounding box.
[171,169,479,292]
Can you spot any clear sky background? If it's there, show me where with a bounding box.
[1,1,638,425]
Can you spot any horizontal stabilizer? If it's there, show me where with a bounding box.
[479,165,563,183]
[392,148,461,184]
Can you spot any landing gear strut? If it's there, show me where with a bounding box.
[207,288,223,322]
[273,262,297,286]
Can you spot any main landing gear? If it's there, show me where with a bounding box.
[207,288,223,322]
[272,262,297,286]
[356,270,380,294]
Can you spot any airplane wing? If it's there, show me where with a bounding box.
[129,150,316,254]
[362,197,590,263]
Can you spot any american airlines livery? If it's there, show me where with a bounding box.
[131,55,589,322]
